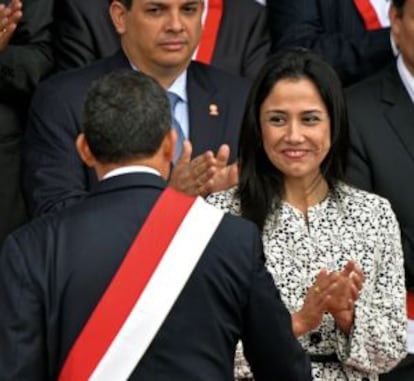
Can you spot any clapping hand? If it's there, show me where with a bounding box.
[293,261,364,337]
[328,261,365,333]
[169,142,238,197]
[0,0,22,52]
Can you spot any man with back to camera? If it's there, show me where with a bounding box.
[24,0,245,216]
[0,70,312,381]
[346,0,414,379]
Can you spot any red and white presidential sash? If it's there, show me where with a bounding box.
[354,0,391,30]
[408,292,414,354]
[59,188,224,381]
[194,0,223,64]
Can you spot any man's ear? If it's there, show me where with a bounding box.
[162,129,177,163]
[389,5,401,47]
[76,133,96,168]
[110,0,128,35]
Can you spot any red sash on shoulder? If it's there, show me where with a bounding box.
[354,0,390,30]
[195,0,223,64]
[408,292,414,354]
[408,292,414,320]
[59,188,224,381]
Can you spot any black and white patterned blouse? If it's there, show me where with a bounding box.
[207,182,407,381]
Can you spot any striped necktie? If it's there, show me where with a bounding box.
[167,91,185,163]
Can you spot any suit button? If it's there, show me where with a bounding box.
[310,332,322,345]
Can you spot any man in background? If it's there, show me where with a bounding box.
[346,0,414,379]
[24,0,246,216]
[54,0,270,79]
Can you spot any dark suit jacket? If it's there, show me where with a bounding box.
[267,0,393,86]
[0,172,311,381]
[0,0,54,243]
[0,0,54,102]
[54,0,270,79]
[346,64,414,290]
[23,50,250,216]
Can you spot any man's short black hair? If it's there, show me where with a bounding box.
[393,0,406,13]
[82,70,171,163]
[110,0,133,10]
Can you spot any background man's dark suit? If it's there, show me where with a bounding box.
[0,0,53,243]
[0,172,312,380]
[267,0,393,86]
[346,64,414,292]
[54,0,270,78]
[23,51,250,216]
[346,63,414,380]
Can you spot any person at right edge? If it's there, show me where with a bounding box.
[346,0,414,380]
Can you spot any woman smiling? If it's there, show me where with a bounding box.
[208,49,407,380]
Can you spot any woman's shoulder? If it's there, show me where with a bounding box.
[206,186,241,216]
[336,182,395,217]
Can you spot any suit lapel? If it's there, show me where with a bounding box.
[382,65,414,162]
[187,62,226,157]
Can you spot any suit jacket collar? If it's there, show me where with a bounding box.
[89,172,167,198]
[105,49,131,71]
[381,64,414,162]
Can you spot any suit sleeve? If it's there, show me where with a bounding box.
[0,235,47,380]
[241,227,312,381]
[335,199,407,373]
[23,80,89,216]
[267,0,392,85]
[0,0,54,101]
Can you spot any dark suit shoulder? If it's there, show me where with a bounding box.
[207,211,263,267]
[346,64,400,122]
[189,60,251,91]
[33,52,128,102]
[228,0,265,12]
[346,66,388,100]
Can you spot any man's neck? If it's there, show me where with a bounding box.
[96,157,169,181]
[123,44,190,89]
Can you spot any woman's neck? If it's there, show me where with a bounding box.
[283,174,329,214]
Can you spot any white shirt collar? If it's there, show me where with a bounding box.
[128,61,188,104]
[168,69,188,103]
[397,55,414,104]
[102,165,161,180]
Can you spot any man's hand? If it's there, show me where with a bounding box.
[169,143,238,197]
[169,140,217,196]
[202,145,239,196]
[0,0,22,52]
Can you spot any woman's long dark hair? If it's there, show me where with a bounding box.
[238,48,349,230]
